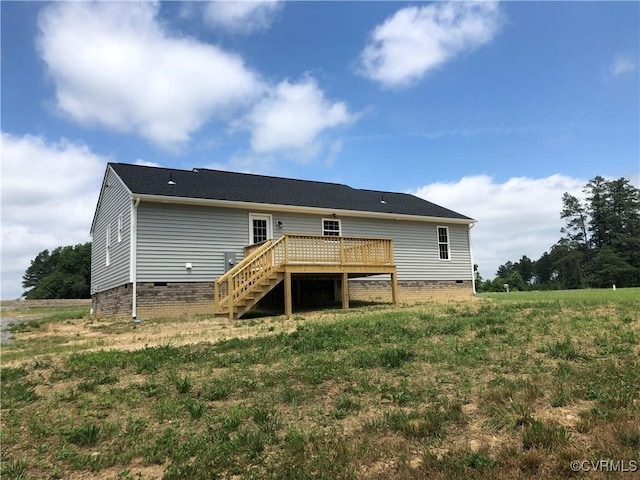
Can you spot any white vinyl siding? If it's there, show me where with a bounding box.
[133,202,473,283]
[117,214,123,243]
[106,224,111,266]
[136,203,248,282]
[91,167,132,293]
[266,211,472,281]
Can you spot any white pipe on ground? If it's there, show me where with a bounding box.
[131,197,140,319]
[468,222,477,296]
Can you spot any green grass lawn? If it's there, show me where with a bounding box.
[1,289,639,479]
[482,287,639,303]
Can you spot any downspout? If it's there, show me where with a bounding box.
[468,223,477,295]
[131,197,140,319]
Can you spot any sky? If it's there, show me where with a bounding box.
[1,1,638,299]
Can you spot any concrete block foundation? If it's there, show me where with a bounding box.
[92,279,473,318]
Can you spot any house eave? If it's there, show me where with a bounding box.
[132,193,477,225]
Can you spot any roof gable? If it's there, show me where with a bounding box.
[108,163,473,221]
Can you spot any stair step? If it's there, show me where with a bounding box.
[215,271,284,319]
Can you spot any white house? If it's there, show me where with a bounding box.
[90,163,476,318]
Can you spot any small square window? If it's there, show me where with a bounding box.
[322,219,341,236]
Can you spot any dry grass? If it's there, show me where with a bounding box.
[1,290,639,479]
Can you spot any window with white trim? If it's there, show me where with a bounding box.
[249,213,272,244]
[106,224,111,266]
[437,226,450,260]
[117,214,123,243]
[322,219,341,236]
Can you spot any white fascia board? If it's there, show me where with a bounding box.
[132,193,476,225]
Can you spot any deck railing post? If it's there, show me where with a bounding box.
[391,271,399,305]
[228,277,234,320]
[284,271,293,316]
[342,272,349,310]
[339,237,345,264]
[284,235,289,265]
[214,281,219,313]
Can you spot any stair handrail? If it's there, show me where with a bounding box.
[214,239,272,311]
[214,236,286,313]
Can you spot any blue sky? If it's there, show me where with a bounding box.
[1,1,638,299]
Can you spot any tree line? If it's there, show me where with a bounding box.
[477,176,640,292]
[22,243,92,299]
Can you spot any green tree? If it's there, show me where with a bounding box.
[473,264,484,292]
[605,178,640,281]
[493,261,527,291]
[22,249,55,291]
[549,239,586,289]
[533,252,557,289]
[496,261,515,279]
[22,243,92,299]
[585,176,611,250]
[560,192,591,254]
[514,255,535,286]
[588,247,638,288]
[557,176,640,288]
[490,175,639,291]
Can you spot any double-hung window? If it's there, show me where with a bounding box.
[322,219,341,236]
[437,226,450,260]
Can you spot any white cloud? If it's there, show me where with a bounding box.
[1,133,107,299]
[203,0,282,34]
[37,1,264,150]
[242,77,355,158]
[410,174,586,279]
[610,54,637,76]
[359,1,502,88]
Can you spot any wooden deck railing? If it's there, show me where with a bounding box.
[214,235,394,316]
[281,235,394,266]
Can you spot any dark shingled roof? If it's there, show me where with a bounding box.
[110,163,473,221]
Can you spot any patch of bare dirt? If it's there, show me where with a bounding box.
[8,302,470,366]
[5,314,303,367]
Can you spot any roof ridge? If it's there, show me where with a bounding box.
[110,162,185,173]
[357,188,412,195]
[193,167,353,188]
[112,162,355,189]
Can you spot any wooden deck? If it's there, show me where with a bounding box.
[214,234,398,318]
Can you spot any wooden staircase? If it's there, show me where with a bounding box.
[220,270,284,319]
[214,238,286,319]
